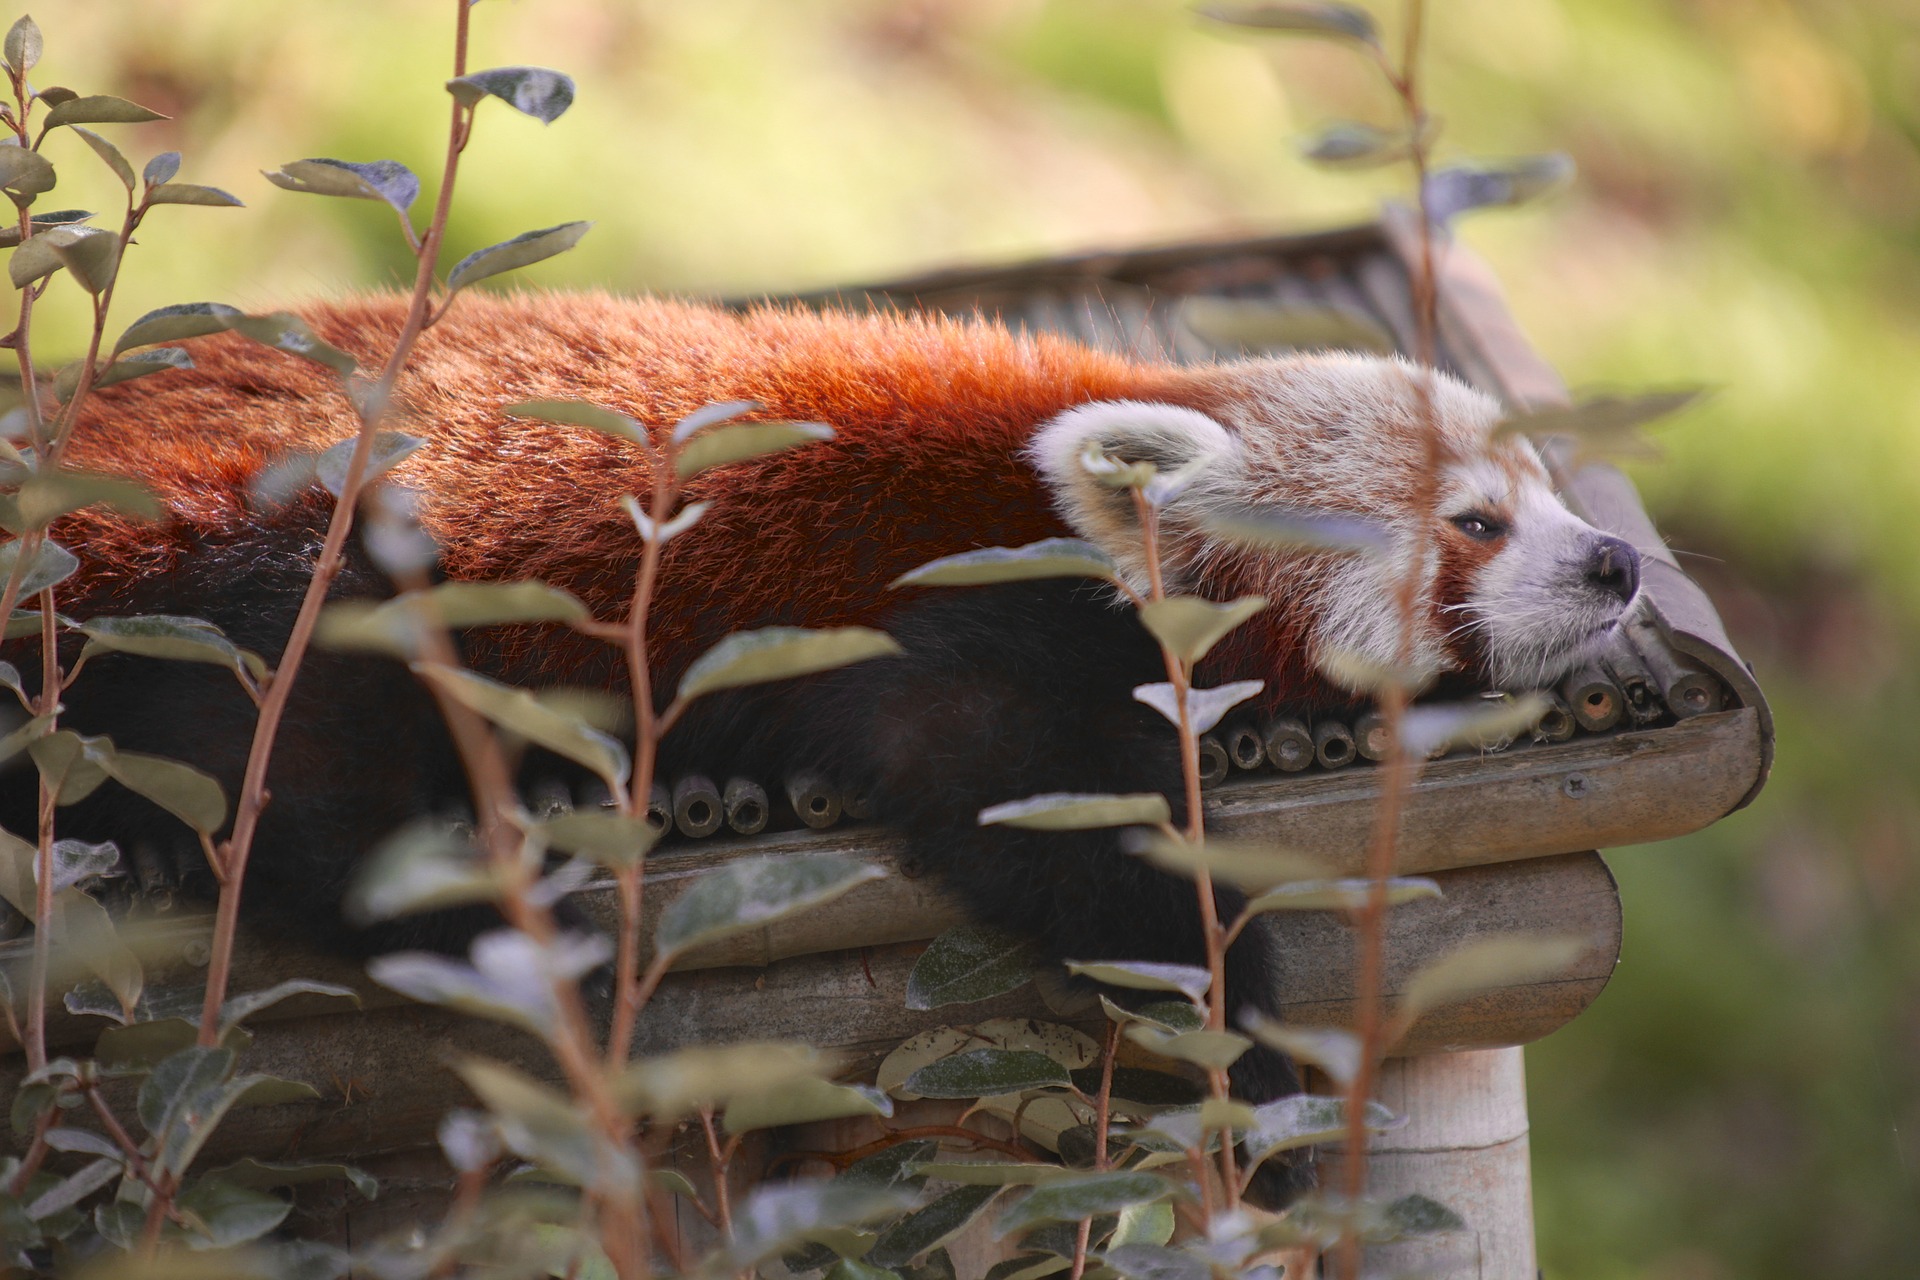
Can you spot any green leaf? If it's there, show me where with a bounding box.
[1424,153,1576,224]
[1314,647,1426,697]
[1399,934,1589,1023]
[219,980,360,1031]
[724,1079,892,1132]
[906,925,1036,1011]
[96,1018,246,1071]
[868,1185,1001,1269]
[45,95,169,128]
[15,469,161,527]
[1065,961,1209,1001]
[1179,296,1396,357]
[1492,388,1704,467]
[175,1177,291,1248]
[996,1172,1176,1238]
[654,853,884,957]
[1098,996,1205,1034]
[1375,1193,1467,1241]
[325,580,590,655]
[206,1157,377,1201]
[1243,876,1441,914]
[1131,680,1265,736]
[1241,1016,1362,1088]
[46,225,121,294]
[908,1163,1081,1186]
[263,157,418,212]
[1103,1244,1208,1280]
[445,66,575,122]
[0,145,55,205]
[1138,595,1267,665]
[724,1181,917,1273]
[139,1045,233,1144]
[1243,1094,1396,1166]
[3,16,40,73]
[413,663,630,789]
[891,538,1116,590]
[1109,1200,1176,1250]
[674,419,835,477]
[1200,504,1391,557]
[669,398,758,444]
[103,749,227,833]
[0,207,93,250]
[345,820,497,923]
[455,1057,634,1191]
[828,1262,905,1280]
[1402,694,1551,757]
[0,538,79,597]
[902,1048,1072,1100]
[1124,832,1327,892]
[145,182,243,208]
[977,792,1170,831]
[78,614,254,677]
[48,838,117,892]
[26,1157,121,1221]
[445,220,591,293]
[623,495,708,543]
[505,396,644,445]
[42,1127,123,1160]
[1122,1026,1251,1071]
[143,151,181,186]
[30,730,113,805]
[615,1040,833,1119]
[315,430,422,498]
[114,301,244,354]
[70,127,134,190]
[535,809,659,872]
[677,625,900,700]
[372,929,609,1036]
[66,346,194,398]
[225,311,358,375]
[1195,2,1379,44]
[1301,120,1427,169]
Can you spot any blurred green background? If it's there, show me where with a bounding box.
[24,1,1920,1274]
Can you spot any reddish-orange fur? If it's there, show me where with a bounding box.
[60,292,1224,684]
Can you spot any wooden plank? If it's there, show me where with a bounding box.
[0,852,1618,1164]
[1321,1048,1537,1279]
[0,709,1741,1056]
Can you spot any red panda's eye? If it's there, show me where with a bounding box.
[1451,513,1505,542]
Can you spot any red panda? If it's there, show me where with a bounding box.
[16,292,1638,1200]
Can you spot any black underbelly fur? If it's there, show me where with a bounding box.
[3,534,1312,1204]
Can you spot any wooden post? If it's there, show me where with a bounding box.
[1322,1047,1537,1279]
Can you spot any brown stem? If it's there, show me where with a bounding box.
[1336,5,1436,1275]
[1070,1021,1121,1280]
[4,1109,56,1199]
[698,1107,735,1242]
[195,0,478,1045]
[23,590,56,1072]
[608,448,677,1066]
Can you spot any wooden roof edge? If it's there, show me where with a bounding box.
[1387,205,1775,812]
[732,219,1390,311]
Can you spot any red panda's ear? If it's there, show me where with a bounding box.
[1026,400,1243,578]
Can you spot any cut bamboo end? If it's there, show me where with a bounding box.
[1313,719,1357,770]
[1560,665,1624,733]
[786,772,842,830]
[1354,710,1392,762]
[671,775,724,839]
[1263,716,1314,772]
[723,778,769,836]
[1196,735,1231,788]
[1224,723,1267,771]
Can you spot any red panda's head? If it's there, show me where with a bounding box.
[1027,354,1640,696]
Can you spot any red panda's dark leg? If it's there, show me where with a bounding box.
[762,579,1314,1206]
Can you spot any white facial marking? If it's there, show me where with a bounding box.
[1029,358,1641,694]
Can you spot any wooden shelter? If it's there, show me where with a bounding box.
[0,212,1771,1277]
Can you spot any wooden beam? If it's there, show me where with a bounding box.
[0,852,1618,1165]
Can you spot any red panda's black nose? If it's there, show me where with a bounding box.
[1586,535,1640,605]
